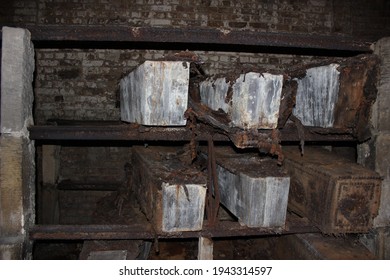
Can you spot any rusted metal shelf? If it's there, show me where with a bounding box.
[29,212,319,241]
[28,121,356,143]
[0,24,372,54]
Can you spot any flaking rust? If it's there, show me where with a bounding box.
[289,54,380,141]
[284,146,381,234]
[130,146,207,234]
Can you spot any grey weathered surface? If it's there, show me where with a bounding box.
[131,146,207,233]
[293,64,340,128]
[1,27,35,134]
[0,27,35,260]
[203,146,290,228]
[198,237,213,260]
[357,37,390,260]
[200,72,284,129]
[120,60,189,126]
[284,146,382,234]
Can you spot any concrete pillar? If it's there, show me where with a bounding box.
[0,27,35,259]
[358,37,390,259]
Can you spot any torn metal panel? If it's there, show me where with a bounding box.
[333,55,379,141]
[120,60,189,126]
[293,64,340,128]
[199,78,231,113]
[202,146,290,228]
[131,146,206,233]
[277,79,298,128]
[284,146,382,234]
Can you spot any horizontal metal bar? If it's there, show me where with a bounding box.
[0,24,372,53]
[28,124,230,142]
[29,214,319,240]
[28,123,356,143]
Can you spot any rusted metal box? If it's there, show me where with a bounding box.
[120,60,190,126]
[203,146,290,228]
[199,72,284,129]
[291,55,379,140]
[284,146,382,234]
[131,146,206,233]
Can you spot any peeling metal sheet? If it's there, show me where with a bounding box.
[293,64,340,128]
[120,61,189,126]
[199,78,230,113]
[200,72,284,129]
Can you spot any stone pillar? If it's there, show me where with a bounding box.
[358,37,390,259]
[0,27,35,259]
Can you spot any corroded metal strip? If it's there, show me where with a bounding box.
[29,214,319,240]
[6,25,372,52]
[28,123,356,142]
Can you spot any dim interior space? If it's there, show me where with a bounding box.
[1,0,390,260]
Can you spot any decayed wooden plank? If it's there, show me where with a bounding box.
[284,146,381,234]
[131,146,207,233]
[202,146,290,228]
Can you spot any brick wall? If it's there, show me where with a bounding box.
[59,145,132,184]
[34,48,320,124]
[3,0,389,40]
[58,190,114,224]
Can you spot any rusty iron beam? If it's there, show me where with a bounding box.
[28,124,229,142]
[28,123,356,143]
[29,213,319,240]
[0,24,372,53]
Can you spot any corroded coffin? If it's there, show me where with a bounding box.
[284,146,382,234]
[291,55,379,140]
[131,146,206,233]
[200,72,284,129]
[120,60,190,126]
[203,146,290,228]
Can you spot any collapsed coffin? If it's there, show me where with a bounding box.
[131,146,206,233]
[284,146,381,234]
[203,146,290,228]
[291,55,379,140]
[120,60,190,126]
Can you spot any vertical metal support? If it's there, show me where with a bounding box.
[206,136,220,226]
